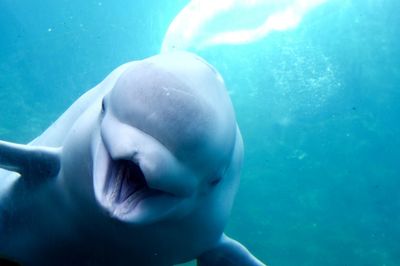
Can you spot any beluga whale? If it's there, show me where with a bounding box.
[0,52,265,266]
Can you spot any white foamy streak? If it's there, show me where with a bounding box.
[161,0,328,53]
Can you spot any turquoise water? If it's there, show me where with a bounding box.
[1,0,399,265]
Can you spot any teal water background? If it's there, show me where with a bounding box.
[1,0,399,265]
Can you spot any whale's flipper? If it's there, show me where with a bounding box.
[0,140,61,184]
[197,234,266,266]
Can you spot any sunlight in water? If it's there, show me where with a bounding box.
[161,0,328,52]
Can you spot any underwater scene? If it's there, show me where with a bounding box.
[0,0,399,265]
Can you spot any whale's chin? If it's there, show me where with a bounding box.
[92,140,182,224]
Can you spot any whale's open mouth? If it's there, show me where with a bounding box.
[104,159,163,210]
[93,139,185,223]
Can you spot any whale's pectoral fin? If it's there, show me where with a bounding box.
[0,140,61,183]
[197,234,266,266]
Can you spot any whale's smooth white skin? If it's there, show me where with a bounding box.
[0,52,265,266]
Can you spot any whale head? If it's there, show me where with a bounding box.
[91,52,242,225]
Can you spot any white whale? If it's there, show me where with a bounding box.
[0,52,265,266]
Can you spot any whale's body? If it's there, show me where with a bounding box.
[0,52,264,266]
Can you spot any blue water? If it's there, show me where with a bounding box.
[1,0,399,265]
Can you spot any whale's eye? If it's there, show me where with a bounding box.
[210,176,222,186]
[101,99,106,114]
